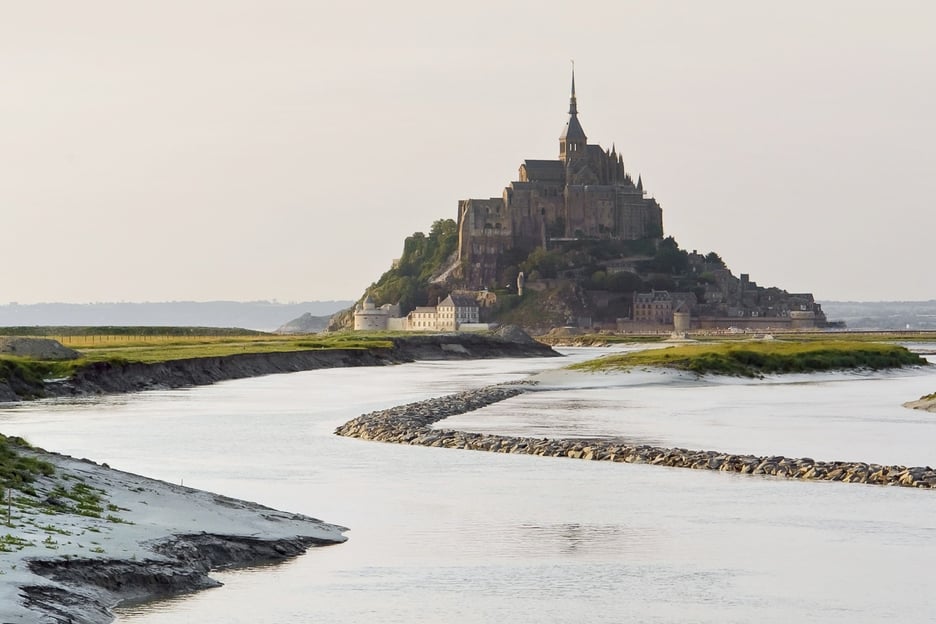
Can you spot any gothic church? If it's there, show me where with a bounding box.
[456,71,664,288]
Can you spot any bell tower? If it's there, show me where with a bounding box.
[559,65,587,162]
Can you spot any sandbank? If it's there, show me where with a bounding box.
[1,449,346,623]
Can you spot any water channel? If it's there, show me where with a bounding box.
[2,348,935,623]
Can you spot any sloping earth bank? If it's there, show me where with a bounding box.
[0,333,558,402]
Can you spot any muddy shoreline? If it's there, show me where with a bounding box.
[2,450,348,624]
[24,533,333,624]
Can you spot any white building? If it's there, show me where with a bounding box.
[407,306,440,331]
[353,296,401,331]
[354,292,482,332]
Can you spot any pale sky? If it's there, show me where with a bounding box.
[2,1,934,304]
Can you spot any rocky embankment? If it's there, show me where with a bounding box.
[0,332,558,402]
[336,384,936,489]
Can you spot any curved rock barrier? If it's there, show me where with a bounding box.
[335,384,936,489]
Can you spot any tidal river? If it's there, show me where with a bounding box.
[2,348,936,623]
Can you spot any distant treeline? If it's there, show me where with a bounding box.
[0,326,265,337]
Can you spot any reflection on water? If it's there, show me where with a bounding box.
[1,349,935,623]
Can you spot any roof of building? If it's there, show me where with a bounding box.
[559,114,587,142]
[559,68,587,142]
[521,159,565,182]
[439,294,478,308]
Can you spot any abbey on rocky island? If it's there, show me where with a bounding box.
[456,70,663,288]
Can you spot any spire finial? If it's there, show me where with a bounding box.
[569,60,578,115]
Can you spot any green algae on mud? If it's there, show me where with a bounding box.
[568,340,927,377]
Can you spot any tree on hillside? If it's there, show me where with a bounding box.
[521,248,564,279]
[651,236,690,274]
[365,219,459,314]
[705,251,726,268]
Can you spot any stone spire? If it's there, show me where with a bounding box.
[636,175,644,194]
[559,64,587,162]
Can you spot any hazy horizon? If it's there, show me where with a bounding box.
[3,1,934,304]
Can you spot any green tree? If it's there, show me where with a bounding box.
[365,219,459,314]
[521,248,564,279]
[651,236,689,274]
[704,251,726,268]
[607,271,644,293]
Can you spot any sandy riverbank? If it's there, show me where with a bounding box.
[1,448,346,623]
[904,395,936,412]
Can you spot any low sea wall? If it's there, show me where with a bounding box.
[336,384,936,489]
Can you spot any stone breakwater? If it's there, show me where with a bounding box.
[335,384,936,489]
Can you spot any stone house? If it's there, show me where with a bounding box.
[436,294,480,331]
[399,293,481,332]
[632,291,697,325]
[407,307,440,331]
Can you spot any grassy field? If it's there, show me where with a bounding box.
[0,434,54,496]
[1,330,406,364]
[765,331,936,343]
[538,333,667,346]
[568,340,927,376]
[59,332,399,363]
[0,330,417,390]
[539,330,936,347]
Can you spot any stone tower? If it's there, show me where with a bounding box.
[559,68,587,163]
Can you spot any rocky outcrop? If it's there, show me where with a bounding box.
[904,392,936,412]
[1,334,558,402]
[0,337,80,360]
[275,312,334,334]
[336,384,936,489]
[24,533,332,624]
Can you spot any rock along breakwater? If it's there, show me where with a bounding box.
[335,384,936,489]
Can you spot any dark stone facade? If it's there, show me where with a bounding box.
[457,72,663,288]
